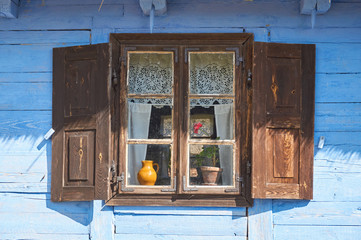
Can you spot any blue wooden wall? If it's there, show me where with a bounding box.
[0,0,360,239]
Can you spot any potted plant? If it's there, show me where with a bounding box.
[193,122,223,185]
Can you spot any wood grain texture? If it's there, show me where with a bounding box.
[115,235,247,240]
[51,44,111,201]
[252,42,315,199]
[0,0,360,239]
[273,201,361,225]
[114,214,248,236]
[0,234,89,240]
[274,225,361,240]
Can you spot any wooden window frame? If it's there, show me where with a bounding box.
[107,33,254,207]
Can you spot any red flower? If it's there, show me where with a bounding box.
[193,122,203,134]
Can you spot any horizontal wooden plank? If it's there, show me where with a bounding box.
[316,43,361,73]
[0,193,90,213]
[271,28,361,43]
[0,172,49,183]
[314,145,361,162]
[0,234,89,240]
[274,225,361,240]
[0,4,123,30]
[315,103,361,132]
[0,154,49,173]
[0,82,51,110]
[0,111,51,136]
[0,72,51,83]
[114,206,246,216]
[116,2,361,30]
[273,201,361,225]
[114,214,247,236]
[0,134,49,155]
[314,131,361,147]
[115,234,247,240]
[0,44,87,73]
[315,74,361,103]
[113,27,268,42]
[314,131,361,163]
[20,0,122,6]
[0,30,90,45]
[0,213,89,234]
[0,182,49,193]
[315,158,361,174]
[313,172,361,201]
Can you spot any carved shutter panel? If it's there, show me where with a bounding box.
[252,42,315,199]
[51,44,111,202]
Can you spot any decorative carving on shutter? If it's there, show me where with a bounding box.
[252,42,315,199]
[51,44,111,202]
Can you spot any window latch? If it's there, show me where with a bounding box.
[182,176,198,192]
[118,172,135,192]
[224,175,243,193]
[161,176,177,192]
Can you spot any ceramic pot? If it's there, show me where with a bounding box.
[137,160,159,185]
[200,166,223,185]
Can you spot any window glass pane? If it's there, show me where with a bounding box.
[189,52,234,95]
[189,144,233,186]
[189,99,234,140]
[127,144,171,186]
[127,52,173,94]
[128,98,172,139]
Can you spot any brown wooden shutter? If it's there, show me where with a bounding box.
[51,44,111,202]
[252,42,315,199]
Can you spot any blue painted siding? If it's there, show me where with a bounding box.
[0,0,360,239]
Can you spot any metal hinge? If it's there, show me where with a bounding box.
[118,172,135,192]
[161,176,177,192]
[226,47,243,66]
[184,48,200,63]
[224,175,243,193]
[122,47,137,65]
[112,69,118,87]
[163,47,178,63]
[182,176,198,191]
[247,161,251,175]
[247,69,252,88]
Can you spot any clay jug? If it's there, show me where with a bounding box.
[137,160,159,185]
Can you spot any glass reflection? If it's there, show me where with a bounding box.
[127,144,171,186]
[189,144,233,186]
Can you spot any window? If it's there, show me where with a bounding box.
[51,34,315,206]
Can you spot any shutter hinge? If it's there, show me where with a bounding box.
[118,172,135,192]
[122,47,137,65]
[226,47,243,66]
[182,176,198,191]
[112,69,118,87]
[184,48,200,63]
[247,69,252,89]
[247,161,251,175]
[161,176,177,192]
[224,174,243,193]
[163,47,178,63]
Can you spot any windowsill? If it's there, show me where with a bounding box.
[106,194,253,207]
